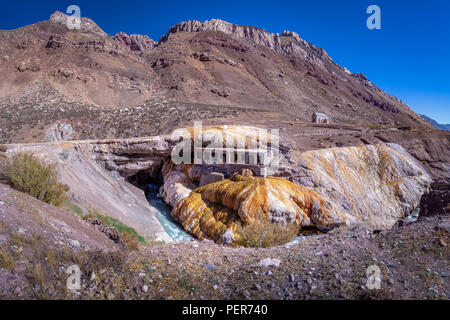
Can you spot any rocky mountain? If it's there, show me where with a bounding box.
[113,32,157,51]
[420,114,450,131]
[0,11,435,144]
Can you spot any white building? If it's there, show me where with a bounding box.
[312,112,329,123]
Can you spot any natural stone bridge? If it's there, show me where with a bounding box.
[4,126,432,244]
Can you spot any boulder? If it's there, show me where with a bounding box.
[258,258,281,268]
[436,223,450,234]
[87,217,123,245]
[220,229,234,245]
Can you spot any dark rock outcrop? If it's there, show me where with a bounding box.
[419,180,450,218]
[87,217,124,245]
[113,32,156,51]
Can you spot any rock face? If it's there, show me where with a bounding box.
[113,32,157,51]
[45,122,74,142]
[6,139,174,243]
[161,162,195,208]
[419,180,450,218]
[147,127,432,243]
[296,143,432,230]
[160,19,330,65]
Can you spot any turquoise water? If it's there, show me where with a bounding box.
[146,184,194,242]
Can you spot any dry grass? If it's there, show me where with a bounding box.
[0,248,16,269]
[121,231,140,250]
[1,152,66,206]
[236,219,299,248]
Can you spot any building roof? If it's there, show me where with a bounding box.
[314,112,328,118]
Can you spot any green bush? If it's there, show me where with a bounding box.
[236,219,299,248]
[0,145,6,153]
[2,152,66,206]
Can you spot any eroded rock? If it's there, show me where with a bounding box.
[171,173,349,244]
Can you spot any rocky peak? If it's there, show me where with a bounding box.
[113,32,156,51]
[160,19,331,62]
[160,19,282,48]
[49,11,106,36]
[281,30,304,44]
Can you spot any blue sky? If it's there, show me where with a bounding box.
[1,0,449,123]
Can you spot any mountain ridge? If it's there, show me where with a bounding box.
[420,114,450,131]
[0,10,436,145]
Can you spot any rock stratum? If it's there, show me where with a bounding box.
[3,126,432,244]
[172,175,338,244]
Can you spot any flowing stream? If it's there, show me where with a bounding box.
[146,184,194,242]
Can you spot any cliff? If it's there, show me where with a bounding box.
[160,19,331,65]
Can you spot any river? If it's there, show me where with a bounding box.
[146,184,194,242]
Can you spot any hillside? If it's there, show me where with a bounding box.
[0,181,448,299]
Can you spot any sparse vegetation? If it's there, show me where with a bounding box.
[0,248,16,269]
[178,277,197,292]
[236,219,299,248]
[64,199,83,216]
[0,144,7,152]
[1,152,66,206]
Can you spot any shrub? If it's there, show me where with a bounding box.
[0,145,6,153]
[121,231,140,250]
[2,152,66,206]
[236,219,299,248]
